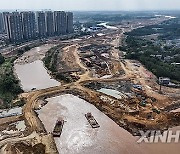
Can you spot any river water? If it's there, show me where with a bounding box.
[98,22,118,30]
[38,94,180,154]
[0,107,22,118]
[38,94,150,154]
[14,44,60,92]
[13,44,180,154]
[14,60,59,92]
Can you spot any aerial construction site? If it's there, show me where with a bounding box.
[0,13,180,154]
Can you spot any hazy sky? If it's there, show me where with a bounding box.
[0,0,180,11]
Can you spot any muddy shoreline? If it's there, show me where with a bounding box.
[33,86,179,137]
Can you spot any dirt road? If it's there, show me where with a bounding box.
[1,17,180,153]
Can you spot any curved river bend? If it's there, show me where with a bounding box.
[14,44,60,92]
[13,44,180,154]
[38,94,150,154]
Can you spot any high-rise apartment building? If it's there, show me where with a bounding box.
[21,12,36,40]
[36,11,46,38]
[66,12,73,33]
[4,11,73,43]
[54,11,67,35]
[45,11,54,36]
[0,13,4,33]
[2,12,10,34]
[6,12,24,43]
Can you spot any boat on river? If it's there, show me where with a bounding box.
[52,118,64,137]
[85,112,100,128]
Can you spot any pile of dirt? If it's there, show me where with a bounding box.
[2,142,45,154]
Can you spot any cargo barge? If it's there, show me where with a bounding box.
[85,112,100,128]
[52,118,64,137]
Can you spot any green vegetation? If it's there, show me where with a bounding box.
[121,18,180,82]
[126,18,180,40]
[13,98,26,107]
[43,45,76,83]
[55,73,71,83]
[16,41,45,56]
[43,45,61,72]
[74,12,155,24]
[0,56,23,109]
[0,43,47,109]
[0,53,5,65]
[122,36,180,82]
[17,45,35,56]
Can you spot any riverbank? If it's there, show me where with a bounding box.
[1,14,180,154]
[14,44,60,92]
[0,57,23,109]
[39,94,147,154]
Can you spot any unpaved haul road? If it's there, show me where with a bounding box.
[2,16,180,153]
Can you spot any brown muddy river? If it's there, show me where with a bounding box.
[38,94,180,154]
[14,60,60,91]
[13,44,60,92]
[13,43,180,154]
[38,94,150,154]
